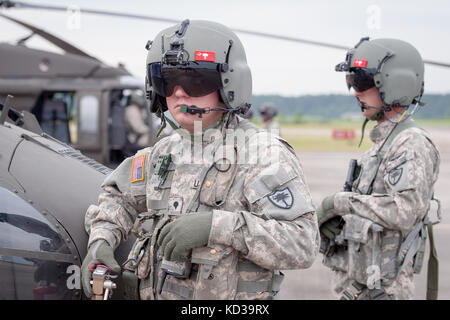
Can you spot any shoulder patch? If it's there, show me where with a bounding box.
[131,154,146,183]
[388,167,403,186]
[268,187,294,209]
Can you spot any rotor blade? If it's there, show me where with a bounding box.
[3,1,450,68]
[1,1,180,24]
[232,27,350,51]
[422,59,450,68]
[0,12,99,60]
[1,1,348,51]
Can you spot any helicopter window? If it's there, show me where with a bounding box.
[32,92,75,145]
[79,95,99,134]
[0,187,78,300]
[108,89,127,164]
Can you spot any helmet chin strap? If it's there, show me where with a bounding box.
[357,98,390,147]
[156,111,179,137]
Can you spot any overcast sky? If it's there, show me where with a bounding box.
[1,0,450,96]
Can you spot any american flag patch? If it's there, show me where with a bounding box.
[131,154,146,183]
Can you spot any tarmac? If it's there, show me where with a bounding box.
[280,127,450,300]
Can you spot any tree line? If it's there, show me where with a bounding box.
[251,94,450,119]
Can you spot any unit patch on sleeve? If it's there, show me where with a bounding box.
[268,188,294,209]
[388,167,403,186]
[131,154,146,183]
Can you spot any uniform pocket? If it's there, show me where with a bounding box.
[341,215,377,244]
[126,237,151,280]
[191,246,237,299]
[355,152,381,195]
[322,246,348,273]
[200,149,239,208]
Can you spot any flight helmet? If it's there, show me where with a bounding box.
[336,37,424,107]
[145,19,252,118]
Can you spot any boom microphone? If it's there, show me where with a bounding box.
[179,105,229,118]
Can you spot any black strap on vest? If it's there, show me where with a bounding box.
[362,117,439,299]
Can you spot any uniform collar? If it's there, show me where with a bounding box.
[369,112,405,144]
[175,113,229,144]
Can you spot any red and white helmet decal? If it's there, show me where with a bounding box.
[353,59,368,68]
[195,50,215,62]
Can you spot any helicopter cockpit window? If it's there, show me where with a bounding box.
[32,92,75,145]
[108,88,151,164]
[0,187,79,299]
[79,95,99,135]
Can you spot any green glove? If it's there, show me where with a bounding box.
[81,240,121,298]
[157,212,213,261]
[320,217,343,241]
[316,194,336,225]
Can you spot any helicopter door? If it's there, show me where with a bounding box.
[108,89,127,165]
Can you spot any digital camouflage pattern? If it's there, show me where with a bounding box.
[322,113,440,299]
[85,114,319,300]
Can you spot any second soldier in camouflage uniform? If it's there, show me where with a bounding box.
[318,38,440,300]
[81,20,319,300]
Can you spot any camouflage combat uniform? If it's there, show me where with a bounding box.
[85,114,319,300]
[322,113,440,299]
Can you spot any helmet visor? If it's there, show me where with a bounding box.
[148,62,223,98]
[346,69,375,92]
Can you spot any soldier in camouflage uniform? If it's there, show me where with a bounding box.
[124,91,150,148]
[81,20,319,300]
[318,38,440,300]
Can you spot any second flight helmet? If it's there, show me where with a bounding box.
[336,37,425,109]
[336,37,425,146]
[145,19,252,121]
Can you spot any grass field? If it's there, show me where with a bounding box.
[260,117,450,151]
[282,133,373,151]
[254,117,450,129]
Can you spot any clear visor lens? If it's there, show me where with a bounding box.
[148,62,223,97]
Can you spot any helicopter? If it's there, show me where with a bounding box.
[0,11,159,168]
[1,1,449,170]
[0,95,137,299]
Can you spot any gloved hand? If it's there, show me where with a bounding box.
[316,194,337,225]
[157,212,213,261]
[320,217,343,241]
[81,239,121,298]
